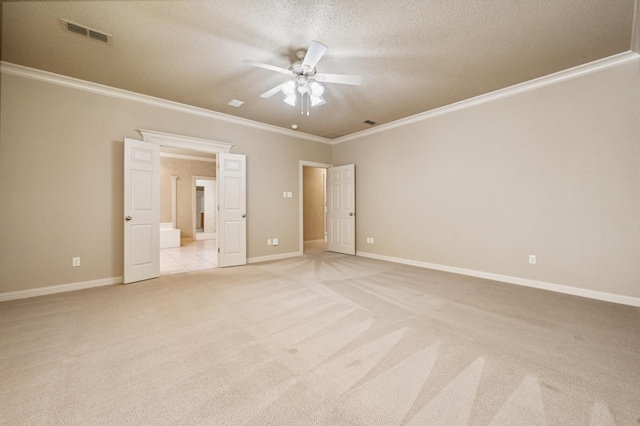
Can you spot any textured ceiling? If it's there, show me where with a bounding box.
[1,0,636,139]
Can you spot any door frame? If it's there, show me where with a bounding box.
[192,176,217,240]
[298,160,332,255]
[138,129,233,263]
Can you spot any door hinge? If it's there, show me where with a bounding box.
[218,247,220,253]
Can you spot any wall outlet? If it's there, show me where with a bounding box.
[72,257,80,267]
[529,255,536,265]
[267,239,272,245]
[273,238,279,246]
[366,237,374,244]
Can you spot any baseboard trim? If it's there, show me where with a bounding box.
[356,251,640,307]
[0,277,123,302]
[248,252,302,264]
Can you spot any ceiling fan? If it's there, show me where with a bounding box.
[243,41,362,115]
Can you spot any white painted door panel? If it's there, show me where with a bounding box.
[124,138,160,284]
[218,153,247,267]
[327,164,356,255]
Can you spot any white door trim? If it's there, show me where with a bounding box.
[139,129,233,153]
[299,160,333,255]
[135,129,236,273]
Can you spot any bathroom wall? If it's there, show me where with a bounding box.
[159,156,216,239]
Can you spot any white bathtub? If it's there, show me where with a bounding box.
[160,223,180,248]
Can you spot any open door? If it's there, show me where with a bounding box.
[327,164,356,255]
[218,153,247,267]
[124,138,160,284]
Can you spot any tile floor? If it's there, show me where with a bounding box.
[160,239,217,275]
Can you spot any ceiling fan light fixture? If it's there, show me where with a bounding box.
[282,80,296,96]
[310,82,324,97]
[310,95,325,107]
[284,94,296,106]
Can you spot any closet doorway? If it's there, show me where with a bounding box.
[299,161,331,255]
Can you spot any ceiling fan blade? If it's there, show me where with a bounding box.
[301,40,327,70]
[243,60,293,76]
[260,84,284,98]
[314,73,362,85]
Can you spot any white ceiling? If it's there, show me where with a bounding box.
[1,0,637,139]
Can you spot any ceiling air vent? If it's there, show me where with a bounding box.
[362,120,377,125]
[61,19,112,45]
[322,131,343,139]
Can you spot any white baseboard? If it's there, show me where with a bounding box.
[356,251,640,307]
[248,252,302,264]
[0,276,123,302]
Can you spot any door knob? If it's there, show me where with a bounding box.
[125,216,132,221]
[242,214,247,218]
[349,213,354,217]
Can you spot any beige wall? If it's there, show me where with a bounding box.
[159,157,215,238]
[3,58,639,299]
[0,72,331,293]
[333,58,640,298]
[303,166,326,241]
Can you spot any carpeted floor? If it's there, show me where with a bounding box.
[1,248,639,425]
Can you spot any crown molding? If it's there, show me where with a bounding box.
[139,128,233,154]
[333,51,640,145]
[160,152,216,163]
[0,61,331,145]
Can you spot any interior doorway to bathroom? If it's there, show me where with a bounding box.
[158,148,218,275]
[194,177,216,240]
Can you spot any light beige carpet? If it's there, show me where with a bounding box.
[1,249,639,425]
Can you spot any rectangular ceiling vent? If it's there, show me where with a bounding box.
[322,131,343,139]
[61,19,112,45]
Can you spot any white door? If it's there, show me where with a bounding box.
[124,138,160,284]
[327,164,356,255]
[218,153,247,267]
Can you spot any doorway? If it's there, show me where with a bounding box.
[158,149,217,275]
[124,130,244,285]
[299,161,332,255]
[194,177,216,240]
